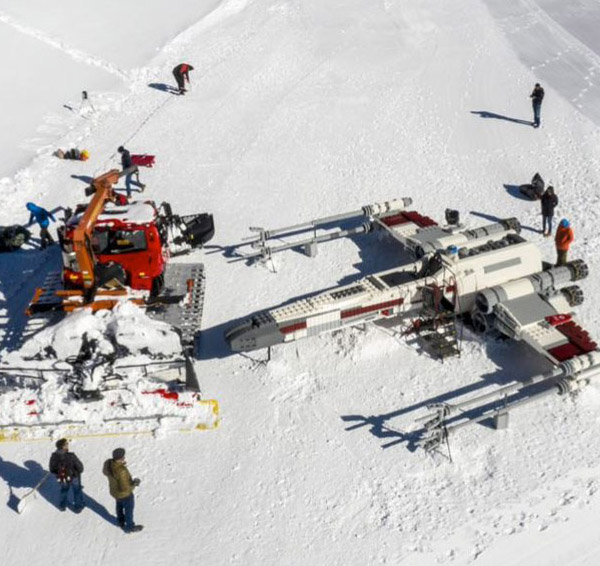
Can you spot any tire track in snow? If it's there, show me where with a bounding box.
[0,10,128,80]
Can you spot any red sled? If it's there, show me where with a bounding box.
[131,154,156,168]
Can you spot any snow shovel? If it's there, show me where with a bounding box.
[17,471,51,514]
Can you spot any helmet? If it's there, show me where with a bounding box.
[26,202,35,211]
[80,150,90,161]
[560,218,570,228]
[117,146,124,153]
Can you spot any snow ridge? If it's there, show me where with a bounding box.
[0,10,128,80]
[162,0,252,55]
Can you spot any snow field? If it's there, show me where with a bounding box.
[2,0,600,565]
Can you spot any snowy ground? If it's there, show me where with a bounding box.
[2,0,600,564]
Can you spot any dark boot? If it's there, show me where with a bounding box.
[126,525,144,533]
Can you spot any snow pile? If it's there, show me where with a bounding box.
[0,375,217,435]
[5,302,182,363]
[0,303,217,435]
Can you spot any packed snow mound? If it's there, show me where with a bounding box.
[0,303,217,436]
[6,302,182,363]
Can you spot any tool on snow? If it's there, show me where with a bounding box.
[16,471,51,514]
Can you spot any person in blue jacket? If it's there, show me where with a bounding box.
[26,202,56,249]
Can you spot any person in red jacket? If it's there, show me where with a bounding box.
[555,218,574,266]
[172,63,194,95]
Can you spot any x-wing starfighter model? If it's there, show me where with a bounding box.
[226,198,600,450]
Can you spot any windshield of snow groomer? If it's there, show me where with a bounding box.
[92,229,147,254]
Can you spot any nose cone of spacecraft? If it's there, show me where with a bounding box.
[225,315,285,352]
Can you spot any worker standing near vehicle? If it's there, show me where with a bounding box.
[530,83,545,128]
[541,186,558,237]
[555,218,574,266]
[102,448,143,533]
[172,63,194,95]
[118,146,145,198]
[26,202,56,249]
[49,439,85,512]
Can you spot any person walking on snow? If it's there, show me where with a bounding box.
[172,63,194,95]
[117,146,145,198]
[49,439,85,512]
[102,448,143,533]
[530,83,545,128]
[555,218,574,266]
[26,202,56,249]
[541,185,558,237]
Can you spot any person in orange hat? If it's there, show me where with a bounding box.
[555,218,574,266]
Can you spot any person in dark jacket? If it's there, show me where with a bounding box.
[530,83,545,128]
[49,438,85,512]
[117,146,145,198]
[102,448,143,533]
[172,63,194,95]
[541,185,558,236]
[26,202,56,249]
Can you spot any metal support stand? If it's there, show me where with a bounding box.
[79,90,96,113]
[304,242,318,257]
[494,395,509,429]
[494,411,509,430]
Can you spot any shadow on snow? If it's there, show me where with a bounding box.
[0,245,62,353]
[0,456,114,523]
[470,110,533,126]
[341,333,554,452]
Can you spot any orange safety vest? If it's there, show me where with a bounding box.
[555,225,574,251]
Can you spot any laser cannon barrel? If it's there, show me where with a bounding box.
[248,198,413,243]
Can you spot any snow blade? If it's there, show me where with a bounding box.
[17,471,50,514]
[184,353,200,391]
[0,400,220,443]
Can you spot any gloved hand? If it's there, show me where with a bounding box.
[133,478,141,487]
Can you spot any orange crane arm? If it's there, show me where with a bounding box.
[72,169,121,291]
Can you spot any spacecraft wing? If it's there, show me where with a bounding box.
[494,292,598,365]
[374,211,439,249]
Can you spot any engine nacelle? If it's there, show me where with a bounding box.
[475,261,589,314]
[560,285,584,307]
[415,218,520,257]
